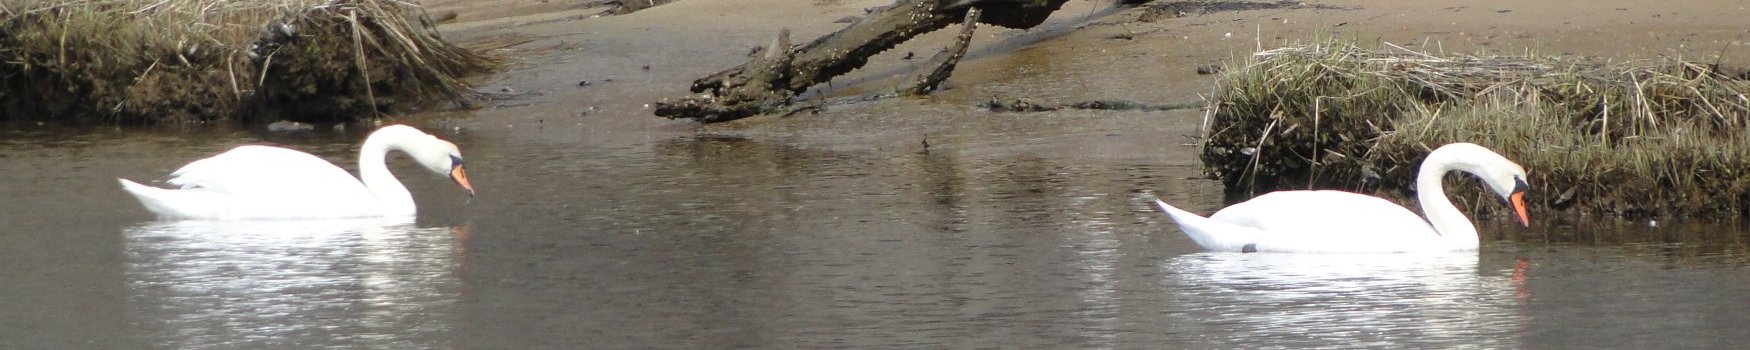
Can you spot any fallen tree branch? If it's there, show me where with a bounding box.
[979,99,1207,112]
[902,7,981,95]
[653,0,1070,123]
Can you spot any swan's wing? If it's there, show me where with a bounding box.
[165,145,370,199]
[1153,199,1265,252]
[1210,191,1438,252]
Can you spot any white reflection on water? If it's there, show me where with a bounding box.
[1160,252,1524,348]
[123,219,465,349]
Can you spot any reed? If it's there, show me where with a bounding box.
[1201,37,1750,219]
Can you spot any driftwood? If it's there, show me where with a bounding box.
[979,99,1205,112]
[653,0,1070,123]
[902,7,981,95]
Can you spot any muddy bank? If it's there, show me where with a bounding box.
[0,0,490,124]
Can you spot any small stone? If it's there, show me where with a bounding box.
[434,11,459,23]
[267,120,314,132]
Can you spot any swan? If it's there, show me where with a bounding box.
[1153,142,1530,253]
[118,124,474,220]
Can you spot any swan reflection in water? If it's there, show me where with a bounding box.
[1160,252,1526,348]
[123,218,466,349]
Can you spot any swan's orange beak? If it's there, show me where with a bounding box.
[451,165,475,197]
[1509,191,1529,227]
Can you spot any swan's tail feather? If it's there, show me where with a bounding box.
[1152,198,1261,252]
[119,178,208,219]
[120,179,172,218]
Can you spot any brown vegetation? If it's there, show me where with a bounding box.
[0,0,493,124]
[1201,38,1750,219]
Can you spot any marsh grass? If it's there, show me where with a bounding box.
[0,0,493,123]
[1202,38,1750,219]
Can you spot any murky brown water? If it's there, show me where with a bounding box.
[7,0,1750,347]
[5,98,1750,348]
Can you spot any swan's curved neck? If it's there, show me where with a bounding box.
[358,129,419,216]
[1416,151,1480,248]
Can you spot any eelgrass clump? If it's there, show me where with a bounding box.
[1202,38,1750,219]
[0,0,494,124]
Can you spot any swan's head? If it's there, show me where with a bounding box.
[1442,142,1530,227]
[392,126,475,197]
[1492,166,1530,228]
[429,140,475,198]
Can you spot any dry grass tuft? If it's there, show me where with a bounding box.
[1201,37,1750,220]
[0,0,495,124]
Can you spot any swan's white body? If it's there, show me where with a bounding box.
[1155,143,1530,253]
[119,125,473,220]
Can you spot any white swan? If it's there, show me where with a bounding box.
[1153,142,1530,253]
[118,124,474,220]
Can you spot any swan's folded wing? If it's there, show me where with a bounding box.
[165,145,370,199]
[1212,191,1438,252]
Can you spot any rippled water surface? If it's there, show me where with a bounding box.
[125,219,462,349]
[4,100,1750,349]
[9,0,1750,347]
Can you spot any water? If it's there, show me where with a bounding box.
[124,219,461,349]
[5,0,1750,345]
[3,101,1750,349]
